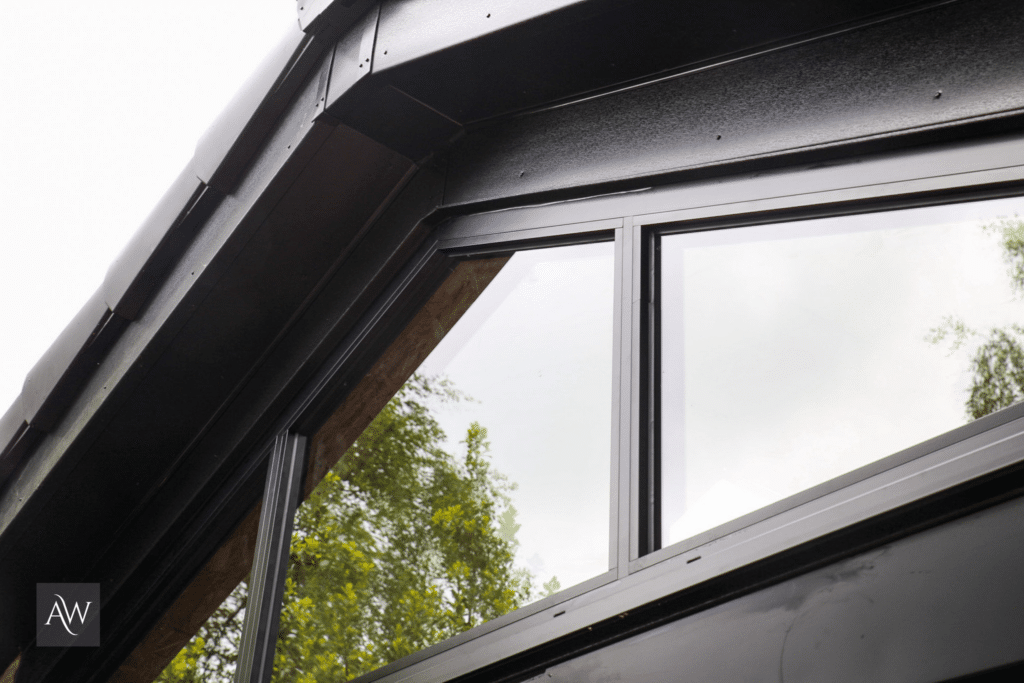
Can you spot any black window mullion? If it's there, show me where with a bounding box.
[645,228,662,555]
[634,224,660,558]
[613,224,631,577]
[234,432,307,683]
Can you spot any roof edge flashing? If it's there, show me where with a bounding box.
[193,22,316,193]
[372,0,588,76]
[298,0,374,35]
[102,165,217,321]
[0,397,31,485]
[20,291,127,433]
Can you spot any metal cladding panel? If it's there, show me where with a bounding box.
[300,0,380,36]
[374,0,582,72]
[0,399,24,463]
[322,3,379,113]
[193,23,322,194]
[445,0,1024,207]
[334,84,462,164]
[101,165,216,321]
[322,4,462,164]
[298,0,347,32]
[20,290,127,433]
[375,0,924,125]
[536,495,1024,683]
[67,126,406,563]
[0,398,29,484]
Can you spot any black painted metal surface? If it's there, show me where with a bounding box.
[101,167,218,321]
[20,292,127,433]
[193,24,326,194]
[445,0,1024,208]
[299,0,375,35]
[532,494,1024,683]
[234,433,306,683]
[375,0,933,125]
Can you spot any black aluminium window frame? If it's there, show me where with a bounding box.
[233,131,1024,683]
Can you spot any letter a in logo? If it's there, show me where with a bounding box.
[37,583,100,647]
[45,594,91,636]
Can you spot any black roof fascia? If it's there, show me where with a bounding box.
[0,6,383,496]
[300,0,375,35]
[369,0,942,125]
[0,6,378,673]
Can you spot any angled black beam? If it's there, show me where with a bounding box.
[234,432,307,683]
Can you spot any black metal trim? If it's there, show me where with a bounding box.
[642,227,661,555]
[643,182,1024,239]
[291,243,455,435]
[624,219,641,563]
[444,460,1024,683]
[635,225,658,556]
[234,432,308,683]
[612,226,630,578]
[436,131,1024,242]
[436,227,618,259]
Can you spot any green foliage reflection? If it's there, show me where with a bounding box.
[157,375,534,683]
[928,217,1024,419]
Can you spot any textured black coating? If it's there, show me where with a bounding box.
[446,0,1024,207]
[101,167,218,321]
[299,0,374,35]
[0,402,39,489]
[322,4,463,164]
[20,291,128,433]
[498,495,1024,683]
[193,25,328,194]
[375,0,931,125]
[322,3,379,114]
[0,400,26,480]
[337,84,462,163]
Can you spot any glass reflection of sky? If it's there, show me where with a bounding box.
[418,242,615,596]
[661,197,1024,546]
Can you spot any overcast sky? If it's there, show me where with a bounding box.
[661,197,1024,544]
[0,1,296,417]
[419,243,616,593]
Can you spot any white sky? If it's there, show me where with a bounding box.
[0,1,297,418]
[661,197,1024,544]
[419,243,616,594]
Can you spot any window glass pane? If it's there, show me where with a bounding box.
[154,575,248,683]
[272,242,614,680]
[660,197,1024,547]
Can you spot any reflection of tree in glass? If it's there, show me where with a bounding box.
[157,375,535,682]
[928,218,1024,419]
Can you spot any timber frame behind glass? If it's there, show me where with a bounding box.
[234,131,1024,683]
